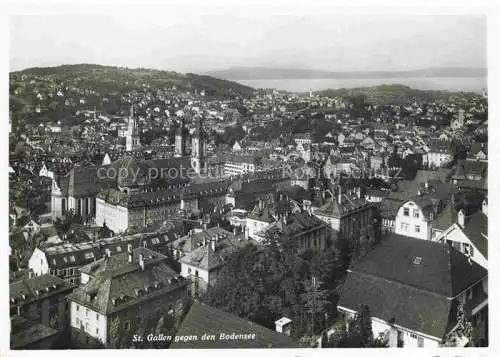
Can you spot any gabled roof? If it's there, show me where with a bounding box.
[350,234,487,297]
[179,232,246,271]
[339,270,454,340]
[314,194,370,219]
[338,234,488,339]
[170,302,299,348]
[247,203,275,223]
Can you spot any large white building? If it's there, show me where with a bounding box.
[67,247,189,347]
[245,200,276,242]
[28,225,182,285]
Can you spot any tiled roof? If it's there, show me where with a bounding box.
[453,160,487,180]
[40,225,181,269]
[10,275,75,306]
[170,302,299,348]
[460,212,488,259]
[10,317,59,349]
[338,234,487,339]
[314,194,370,219]
[265,212,327,239]
[350,233,487,297]
[97,188,181,208]
[68,248,189,315]
[339,271,453,339]
[171,227,235,255]
[247,203,276,223]
[179,231,245,271]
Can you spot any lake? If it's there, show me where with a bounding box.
[236,77,487,94]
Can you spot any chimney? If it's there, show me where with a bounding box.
[139,254,144,270]
[106,250,111,258]
[337,186,342,205]
[127,244,132,253]
[275,317,292,336]
[245,226,249,239]
[356,186,361,199]
[143,241,147,248]
[424,180,429,189]
[259,199,264,209]
[128,251,132,263]
[203,236,207,246]
[482,199,488,216]
[17,306,21,316]
[28,271,33,279]
[203,223,208,230]
[211,239,216,251]
[458,209,465,228]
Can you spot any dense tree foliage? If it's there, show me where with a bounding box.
[202,232,347,337]
[323,305,387,348]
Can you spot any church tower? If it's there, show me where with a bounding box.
[126,104,141,152]
[174,117,188,157]
[191,117,207,174]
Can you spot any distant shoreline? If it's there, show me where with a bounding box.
[235,77,487,94]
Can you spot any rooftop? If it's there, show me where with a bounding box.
[68,247,188,315]
[170,302,299,349]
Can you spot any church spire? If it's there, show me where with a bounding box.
[126,103,140,152]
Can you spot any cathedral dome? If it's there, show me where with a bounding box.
[113,155,150,189]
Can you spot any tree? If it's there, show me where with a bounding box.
[324,305,387,348]
[109,316,122,348]
[54,209,83,238]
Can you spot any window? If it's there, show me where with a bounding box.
[413,209,420,218]
[96,313,99,320]
[86,308,89,317]
[403,208,410,216]
[415,225,420,233]
[85,323,89,331]
[417,336,424,347]
[96,327,99,335]
[124,321,130,331]
[76,304,80,311]
[410,333,417,339]
[188,267,191,274]
[76,317,80,326]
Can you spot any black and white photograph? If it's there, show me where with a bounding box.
[3,1,495,354]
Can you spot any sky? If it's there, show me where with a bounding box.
[10,11,486,73]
